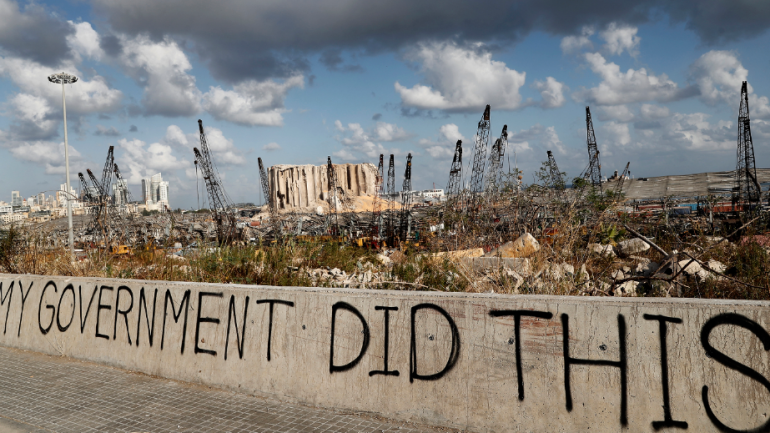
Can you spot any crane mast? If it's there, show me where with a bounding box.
[258,157,272,209]
[193,119,238,244]
[400,153,412,242]
[370,154,384,242]
[386,154,396,246]
[735,81,760,208]
[584,106,602,191]
[485,125,508,194]
[546,151,565,190]
[469,105,491,203]
[326,156,340,236]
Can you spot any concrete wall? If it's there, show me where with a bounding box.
[269,163,377,211]
[0,274,769,432]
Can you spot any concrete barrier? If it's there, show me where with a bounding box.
[0,273,769,432]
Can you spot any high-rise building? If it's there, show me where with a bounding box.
[142,173,170,209]
[112,179,128,205]
[38,193,45,207]
[59,184,76,207]
[11,191,21,207]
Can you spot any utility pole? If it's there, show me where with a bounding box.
[48,72,78,261]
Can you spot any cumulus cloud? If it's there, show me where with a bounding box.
[533,77,567,108]
[119,35,201,117]
[333,120,410,161]
[560,26,594,54]
[598,105,635,123]
[574,52,695,105]
[640,104,670,120]
[600,23,640,57]
[602,122,631,146]
[0,0,75,65]
[202,76,304,126]
[419,123,465,159]
[262,142,281,151]
[688,50,770,119]
[395,42,528,112]
[508,124,566,155]
[162,124,245,166]
[93,0,770,86]
[8,140,84,175]
[67,21,104,62]
[94,125,120,136]
[117,137,189,185]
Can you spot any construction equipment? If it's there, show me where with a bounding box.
[469,105,491,201]
[400,153,413,242]
[193,119,238,244]
[326,156,340,236]
[110,245,130,255]
[446,140,463,197]
[546,151,565,190]
[386,154,396,246]
[258,157,272,209]
[613,162,630,200]
[485,125,508,194]
[734,81,761,209]
[113,163,133,215]
[370,154,384,243]
[584,106,602,191]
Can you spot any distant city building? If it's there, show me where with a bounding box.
[113,179,129,205]
[142,173,170,210]
[59,184,76,207]
[11,191,21,207]
[38,193,45,207]
[0,205,11,215]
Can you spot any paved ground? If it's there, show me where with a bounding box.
[0,347,456,433]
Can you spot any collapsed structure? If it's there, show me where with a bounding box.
[268,163,378,211]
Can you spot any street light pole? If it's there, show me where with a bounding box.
[48,72,78,262]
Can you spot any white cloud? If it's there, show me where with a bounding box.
[600,23,640,57]
[117,137,189,185]
[0,56,123,116]
[575,52,691,105]
[599,105,635,122]
[689,50,747,106]
[161,124,245,166]
[202,75,304,126]
[688,50,770,118]
[640,104,670,120]
[262,142,281,151]
[8,140,84,175]
[120,35,201,117]
[395,41,527,111]
[371,121,412,141]
[508,124,565,155]
[419,123,465,159]
[67,21,103,61]
[560,26,594,54]
[602,121,631,146]
[333,120,409,161]
[533,77,567,109]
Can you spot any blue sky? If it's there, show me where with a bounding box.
[1,0,769,209]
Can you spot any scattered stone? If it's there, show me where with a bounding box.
[616,238,650,257]
[705,236,726,244]
[615,281,637,297]
[376,254,392,265]
[588,243,616,257]
[486,233,540,258]
[503,268,524,291]
[611,269,626,281]
[635,261,659,277]
[706,259,726,274]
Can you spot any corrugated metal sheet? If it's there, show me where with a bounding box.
[613,169,770,200]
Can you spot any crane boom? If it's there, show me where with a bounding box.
[584,107,602,191]
[258,157,272,209]
[193,119,238,244]
[400,153,412,241]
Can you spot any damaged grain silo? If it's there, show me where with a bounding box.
[268,163,378,211]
